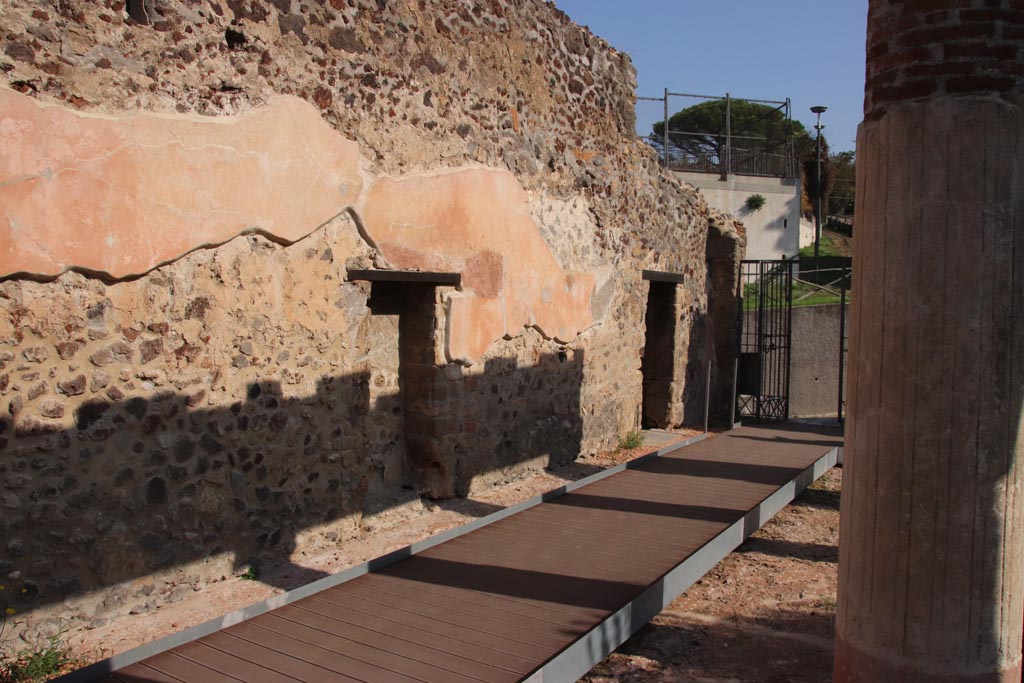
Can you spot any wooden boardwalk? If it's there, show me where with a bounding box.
[73,422,843,683]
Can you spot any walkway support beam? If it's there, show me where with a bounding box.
[835,3,1024,682]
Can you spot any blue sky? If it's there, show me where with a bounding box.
[552,1,868,153]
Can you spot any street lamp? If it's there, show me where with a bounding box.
[810,105,828,261]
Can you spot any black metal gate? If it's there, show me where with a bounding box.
[837,263,852,423]
[737,259,793,422]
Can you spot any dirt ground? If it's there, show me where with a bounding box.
[57,430,699,666]
[582,467,842,683]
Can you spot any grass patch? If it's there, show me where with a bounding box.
[239,566,259,581]
[617,430,644,450]
[743,279,848,310]
[1,635,77,682]
[791,281,843,307]
[799,229,851,258]
[816,594,837,611]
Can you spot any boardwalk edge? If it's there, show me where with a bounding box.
[55,432,711,682]
[521,443,842,683]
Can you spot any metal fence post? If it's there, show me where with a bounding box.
[723,93,731,180]
[663,87,669,168]
[785,97,793,177]
[703,360,712,434]
[730,357,739,428]
[783,257,794,420]
[755,261,766,420]
[837,267,848,424]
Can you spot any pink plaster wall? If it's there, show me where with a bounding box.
[0,89,593,363]
[0,88,362,278]
[361,169,594,363]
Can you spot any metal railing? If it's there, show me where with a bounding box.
[639,90,797,179]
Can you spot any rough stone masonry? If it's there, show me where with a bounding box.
[0,0,744,641]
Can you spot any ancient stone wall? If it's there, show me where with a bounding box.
[0,0,743,639]
[706,209,746,425]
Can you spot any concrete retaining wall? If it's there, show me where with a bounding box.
[674,171,802,261]
[742,302,846,418]
[790,303,847,418]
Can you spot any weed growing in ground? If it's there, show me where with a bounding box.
[816,594,837,610]
[618,430,644,450]
[1,584,81,682]
[239,566,259,581]
[0,634,76,682]
[0,609,13,644]
[0,583,19,672]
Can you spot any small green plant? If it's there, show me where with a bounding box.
[816,594,837,610]
[1,634,76,682]
[618,430,644,450]
[239,566,259,581]
[745,194,766,212]
[1,582,19,652]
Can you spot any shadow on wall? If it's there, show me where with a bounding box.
[759,190,803,260]
[778,191,803,258]
[0,350,585,623]
[683,308,710,426]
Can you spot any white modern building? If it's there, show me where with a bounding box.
[674,171,803,261]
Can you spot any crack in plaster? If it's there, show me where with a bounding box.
[1,90,596,363]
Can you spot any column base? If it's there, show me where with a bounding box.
[834,636,1022,683]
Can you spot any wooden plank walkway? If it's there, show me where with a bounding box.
[70,421,843,683]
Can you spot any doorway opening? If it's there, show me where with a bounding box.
[641,278,679,429]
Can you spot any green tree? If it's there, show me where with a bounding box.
[651,99,814,170]
[650,98,841,218]
[828,150,856,216]
[801,134,832,218]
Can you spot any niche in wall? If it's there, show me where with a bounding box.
[350,270,460,498]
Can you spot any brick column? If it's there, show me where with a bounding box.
[834,2,1024,682]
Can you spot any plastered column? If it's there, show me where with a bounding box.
[834,2,1024,681]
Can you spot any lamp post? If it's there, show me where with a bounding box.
[810,105,828,260]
